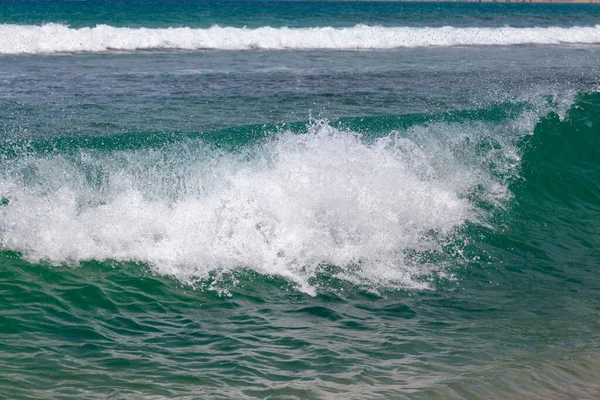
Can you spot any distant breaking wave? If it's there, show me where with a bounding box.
[2,23,600,53]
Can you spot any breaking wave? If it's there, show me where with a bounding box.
[2,23,600,54]
[0,99,554,294]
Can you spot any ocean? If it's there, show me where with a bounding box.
[0,1,599,399]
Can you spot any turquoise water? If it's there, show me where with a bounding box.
[2,0,600,28]
[1,1,600,399]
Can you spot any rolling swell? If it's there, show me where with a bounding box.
[2,23,600,54]
[1,94,595,295]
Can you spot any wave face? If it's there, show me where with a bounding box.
[2,23,600,54]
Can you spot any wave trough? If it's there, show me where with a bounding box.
[2,23,600,54]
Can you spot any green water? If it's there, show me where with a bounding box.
[1,1,600,398]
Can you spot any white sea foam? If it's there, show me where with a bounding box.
[1,23,600,54]
[0,120,521,294]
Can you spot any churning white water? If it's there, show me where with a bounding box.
[0,120,522,294]
[1,23,600,54]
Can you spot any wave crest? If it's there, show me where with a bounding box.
[0,117,525,294]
